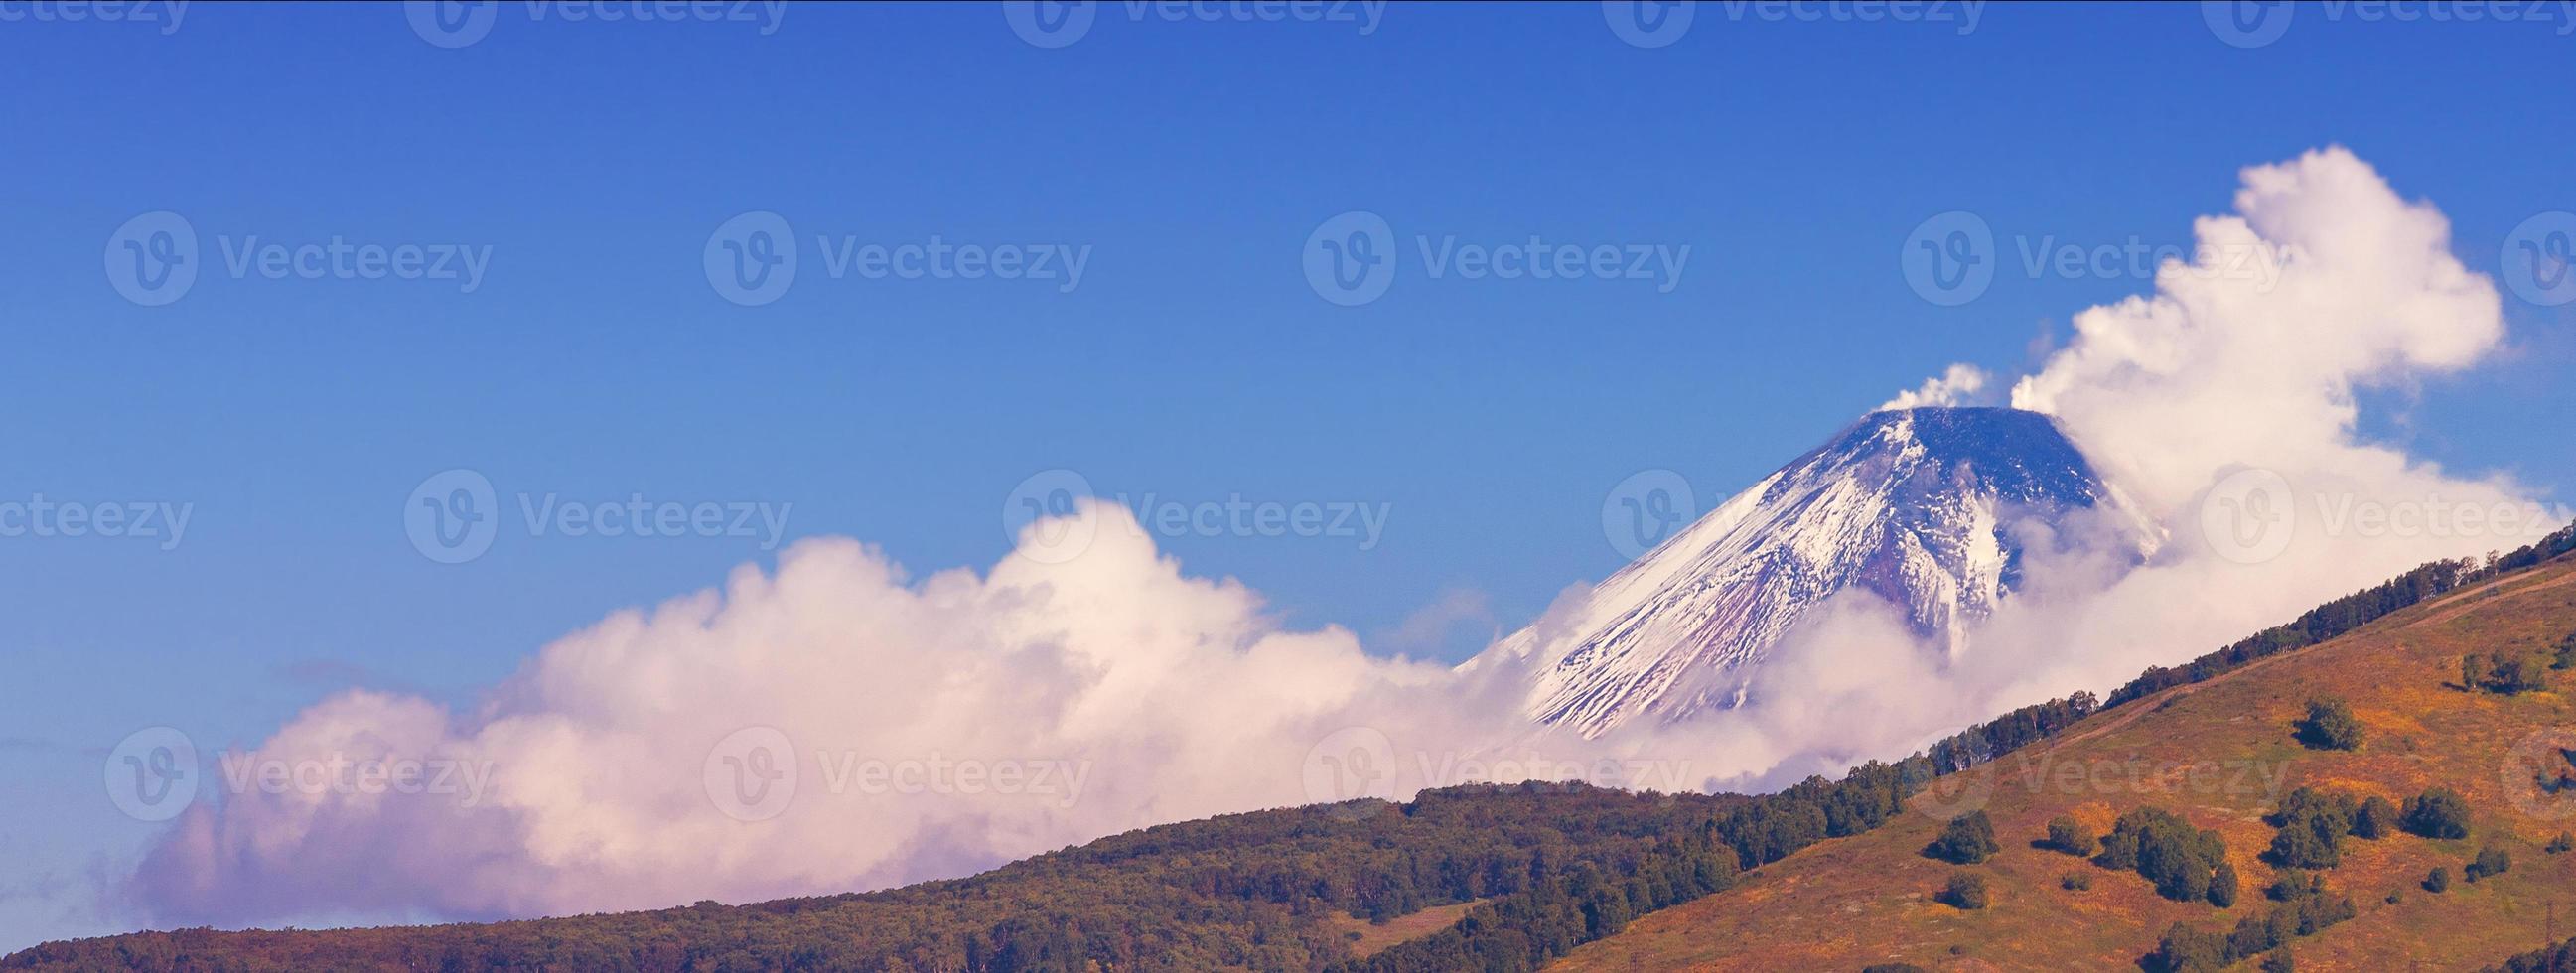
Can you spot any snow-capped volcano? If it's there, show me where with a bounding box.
[1483,406,2158,738]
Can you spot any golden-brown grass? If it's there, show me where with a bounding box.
[1327,899,1486,959]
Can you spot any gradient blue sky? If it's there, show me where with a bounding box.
[4,0,2572,951]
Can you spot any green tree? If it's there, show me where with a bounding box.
[1937,872,1988,910]
[2261,947,2296,973]
[2494,655,2548,694]
[2352,796,2397,839]
[2211,861,2240,908]
[2266,871,2323,903]
[1924,810,1999,865]
[2266,788,2359,870]
[2102,807,2231,904]
[2424,867,2451,893]
[2044,815,2095,856]
[2464,653,2492,690]
[2401,787,2472,840]
[2467,845,2511,882]
[2150,922,2230,973]
[2295,698,2362,751]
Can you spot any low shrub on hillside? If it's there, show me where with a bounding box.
[2042,815,2094,856]
[2266,787,2359,869]
[2425,867,2452,893]
[2267,871,2324,903]
[2062,872,2092,891]
[2548,831,2573,854]
[2403,787,2473,840]
[1936,873,1988,910]
[2466,652,2550,694]
[2099,807,2232,905]
[2497,655,2550,693]
[1924,810,1999,865]
[2295,698,2363,751]
[2467,845,2511,882]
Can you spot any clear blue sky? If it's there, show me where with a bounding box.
[3,0,2571,950]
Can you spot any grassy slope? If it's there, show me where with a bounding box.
[1329,900,1485,959]
[1554,556,2576,971]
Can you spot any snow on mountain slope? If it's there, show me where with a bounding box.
[1484,407,2159,738]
